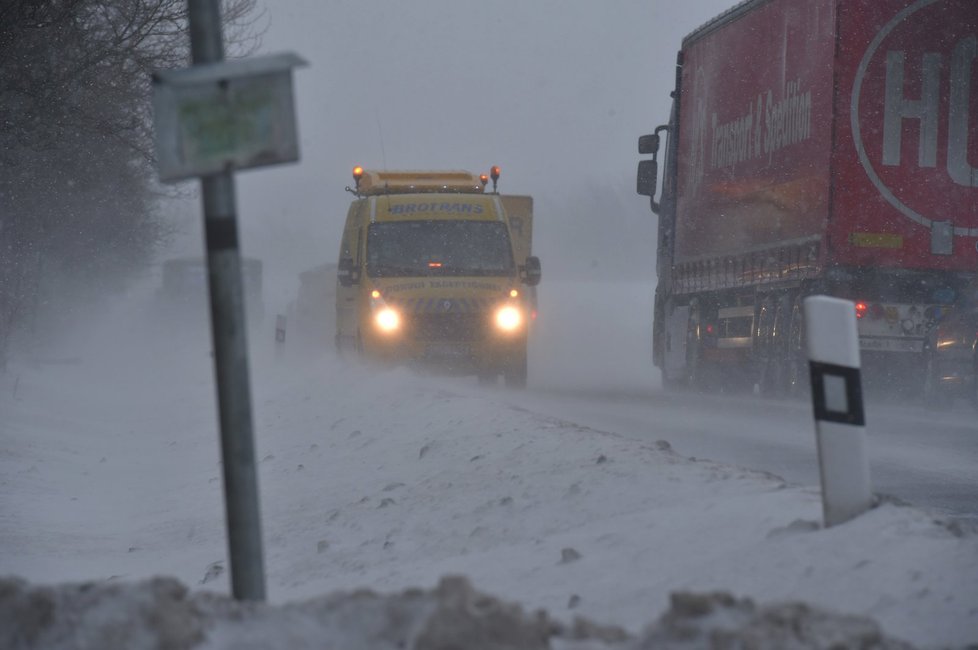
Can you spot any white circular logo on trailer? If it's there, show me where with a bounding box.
[851,0,978,237]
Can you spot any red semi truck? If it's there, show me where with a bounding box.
[638,0,978,397]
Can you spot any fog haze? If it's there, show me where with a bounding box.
[162,1,735,313]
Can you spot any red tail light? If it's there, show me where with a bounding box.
[855,302,868,319]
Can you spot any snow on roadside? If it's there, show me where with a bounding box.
[0,574,919,649]
[1,308,976,648]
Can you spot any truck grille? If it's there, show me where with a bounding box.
[409,312,487,341]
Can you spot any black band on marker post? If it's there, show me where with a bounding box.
[809,360,865,426]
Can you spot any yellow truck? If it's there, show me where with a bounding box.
[334,167,541,387]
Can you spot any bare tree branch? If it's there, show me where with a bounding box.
[0,0,262,364]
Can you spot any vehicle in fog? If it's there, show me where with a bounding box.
[286,262,337,349]
[923,287,978,407]
[334,167,541,387]
[637,0,978,396]
[158,256,265,324]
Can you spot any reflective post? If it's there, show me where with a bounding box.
[804,295,873,527]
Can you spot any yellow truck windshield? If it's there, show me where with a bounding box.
[366,220,514,277]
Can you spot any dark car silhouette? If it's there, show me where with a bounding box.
[923,298,978,409]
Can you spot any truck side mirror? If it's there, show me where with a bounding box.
[636,159,658,197]
[522,256,541,287]
[337,257,358,287]
[638,133,660,155]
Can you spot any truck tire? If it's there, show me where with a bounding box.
[686,300,707,390]
[659,297,687,391]
[761,296,787,396]
[503,353,528,389]
[922,351,951,409]
[335,332,358,362]
[756,298,778,396]
[784,296,807,398]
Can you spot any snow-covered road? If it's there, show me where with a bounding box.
[1,283,977,647]
[491,386,978,524]
[520,281,978,523]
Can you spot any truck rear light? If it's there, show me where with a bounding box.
[855,302,868,319]
[869,303,884,320]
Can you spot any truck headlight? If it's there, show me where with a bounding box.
[375,308,400,332]
[495,305,522,332]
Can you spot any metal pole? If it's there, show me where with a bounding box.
[187,0,266,600]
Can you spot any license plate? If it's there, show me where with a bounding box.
[425,343,471,359]
[859,337,923,353]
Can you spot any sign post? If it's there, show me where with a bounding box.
[804,295,873,527]
[152,0,305,601]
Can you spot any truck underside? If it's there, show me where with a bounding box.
[655,243,970,398]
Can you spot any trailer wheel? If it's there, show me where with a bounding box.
[756,298,778,396]
[922,351,951,409]
[762,297,788,396]
[686,300,706,389]
[784,297,807,398]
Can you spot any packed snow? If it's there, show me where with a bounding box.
[1,284,976,649]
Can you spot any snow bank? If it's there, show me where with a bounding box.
[0,574,917,650]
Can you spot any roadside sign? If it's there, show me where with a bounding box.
[151,8,307,600]
[153,53,307,182]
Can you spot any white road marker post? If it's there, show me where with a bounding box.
[804,295,873,527]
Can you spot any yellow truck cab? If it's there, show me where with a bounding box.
[335,167,541,387]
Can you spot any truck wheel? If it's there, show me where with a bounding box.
[922,352,950,409]
[355,330,366,361]
[784,297,807,398]
[335,333,357,362]
[659,298,686,391]
[686,300,706,390]
[661,370,684,391]
[763,297,790,397]
[756,298,778,396]
[503,353,528,389]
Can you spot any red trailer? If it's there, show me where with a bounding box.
[638,0,978,399]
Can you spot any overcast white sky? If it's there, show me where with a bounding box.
[164,1,735,312]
